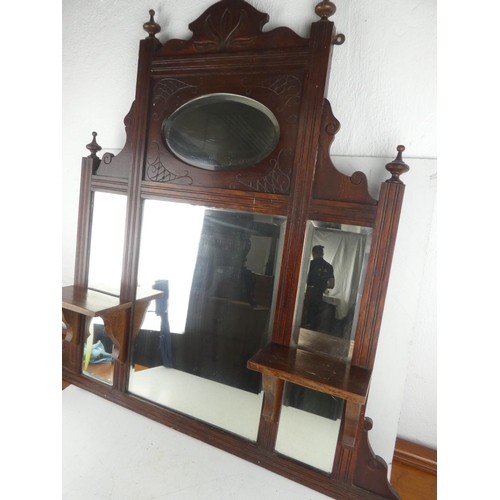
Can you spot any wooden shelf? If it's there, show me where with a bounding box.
[62,285,131,317]
[247,342,371,404]
[87,284,164,304]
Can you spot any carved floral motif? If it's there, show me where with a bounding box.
[194,8,257,52]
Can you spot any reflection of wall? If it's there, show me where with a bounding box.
[246,235,271,273]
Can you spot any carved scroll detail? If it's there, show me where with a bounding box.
[231,148,292,193]
[242,75,302,122]
[152,78,200,120]
[146,142,193,185]
[353,418,402,500]
[312,99,377,205]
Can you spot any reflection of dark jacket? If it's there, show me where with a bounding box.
[307,257,334,300]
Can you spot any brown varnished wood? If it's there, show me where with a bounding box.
[94,103,135,179]
[62,285,131,317]
[120,37,158,303]
[312,99,377,206]
[140,181,289,216]
[62,309,89,373]
[90,175,128,194]
[272,18,336,346]
[307,198,378,227]
[143,70,304,195]
[65,2,409,499]
[297,328,353,361]
[353,418,401,500]
[248,343,371,404]
[73,158,95,287]
[392,438,436,476]
[390,438,436,500]
[352,178,406,370]
[256,374,284,452]
[156,0,308,56]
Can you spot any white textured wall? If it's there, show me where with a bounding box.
[62,0,437,463]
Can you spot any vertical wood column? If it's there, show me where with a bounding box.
[334,152,408,487]
[256,375,285,451]
[256,17,336,454]
[352,181,406,370]
[272,19,335,346]
[114,37,158,391]
[73,157,97,287]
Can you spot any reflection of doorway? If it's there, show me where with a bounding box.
[179,210,281,394]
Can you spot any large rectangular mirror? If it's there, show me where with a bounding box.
[128,200,286,440]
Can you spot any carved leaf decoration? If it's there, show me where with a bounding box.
[154,78,196,102]
[152,78,199,120]
[194,9,257,52]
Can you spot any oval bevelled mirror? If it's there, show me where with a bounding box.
[162,93,280,171]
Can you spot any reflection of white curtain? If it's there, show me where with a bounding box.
[138,200,205,333]
[312,229,366,319]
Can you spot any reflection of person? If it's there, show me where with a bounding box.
[305,245,334,329]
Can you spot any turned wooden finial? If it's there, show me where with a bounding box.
[315,1,336,20]
[143,9,161,43]
[385,145,410,183]
[86,132,102,158]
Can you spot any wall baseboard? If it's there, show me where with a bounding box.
[393,438,437,475]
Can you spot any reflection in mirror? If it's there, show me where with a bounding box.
[162,93,280,171]
[88,192,127,293]
[275,381,344,472]
[293,221,373,361]
[81,318,114,386]
[275,222,372,464]
[128,200,286,440]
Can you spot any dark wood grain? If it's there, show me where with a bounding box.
[248,342,371,403]
[62,285,131,317]
[65,2,409,499]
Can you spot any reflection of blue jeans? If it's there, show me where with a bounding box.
[84,340,113,364]
[159,313,172,368]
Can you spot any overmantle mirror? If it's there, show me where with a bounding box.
[63,2,410,499]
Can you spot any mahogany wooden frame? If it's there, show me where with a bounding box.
[62,2,410,499]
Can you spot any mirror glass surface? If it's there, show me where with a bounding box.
[292,221,373,360]
[88,191,127,294]
[128,200,286,440]
[274,222,372,470]
[162,93,280,171]
[81,318,114,386]
[275,382,344,472]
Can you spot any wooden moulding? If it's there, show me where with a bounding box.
[393,438,437,476]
